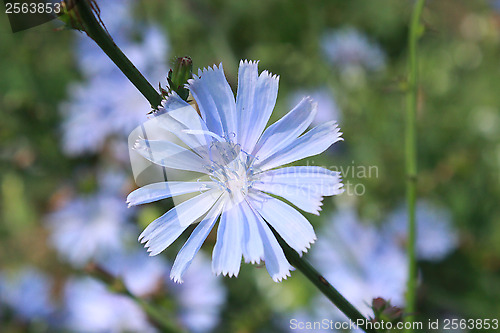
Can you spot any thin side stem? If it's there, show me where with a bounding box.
[125,290,186,333]
[272,229,377,333]
[73,0,163,108]
[405,0,425,331]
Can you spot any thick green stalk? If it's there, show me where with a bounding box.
[72,0,163,108]
[272,229,376,333]
[405,0,425,331]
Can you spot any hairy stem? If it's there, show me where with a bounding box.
[405,0,425,331]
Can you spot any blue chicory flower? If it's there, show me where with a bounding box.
[288,87,341,127]
[98,247,168,297]
[79,250,225,333]
[321,27,386,72]
[282,207,407,333]
[169,253,227,333]
[63,277,157,333]
[313,208,408,312]
[45,188,135,267]
[0,268,55,322]
[127,60,344,282]
[384,200,459,261]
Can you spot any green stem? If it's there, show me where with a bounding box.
[405,0,425,331]
[73,0,163,108]
[272,229,376,333]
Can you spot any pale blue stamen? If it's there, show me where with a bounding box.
[201,138,254,198]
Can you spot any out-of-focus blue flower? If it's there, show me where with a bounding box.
[97,168,129,195]
[385,200,459,261]
[0,268,55,322]
[321,27,386,72]
[63,277,157,333]
[61,0,169,156]
[86,0,135,44]
[79,251,225,333]
[76,25,168,81]
[45,188,134,267]
[313,207,407,315]
[281,207,407,333]
[491,0,500,12]
[75,0,167,79]
[288,87,341,127]
[127,60,344,282]
[169,253,226,333]
[99,247,168,297]
[282,202,457,332]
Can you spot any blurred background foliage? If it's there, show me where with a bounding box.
[1,0,500,332]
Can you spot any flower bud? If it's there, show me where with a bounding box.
[372,297,387,312]
[167,56,193,101]
[57,0,86,31]
[370,297,405,326]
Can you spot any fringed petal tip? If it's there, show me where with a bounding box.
[243,257,263,265]
[159,90,180,107]
[242,256,292,282]
[329,180,345,196]
[316,196,325,208]
[271,269,292,283]
[296,236,317,257]
[138,232,148,243]
[150,90,178,117]
[259,69,280,82]
[192,63,224,77]
[170,274,184,284]
[214,269,240,278]
[125,195,132,208]
[332,124,344,139]
[186,64,225,90]
[145,245,163,257]
[312,205,323,216]
[125,188,142,208]
[301,95,317,106]
[188,60,274,91]
[337,186,346,196]
[132,139,146,151]
[240,59,260,67]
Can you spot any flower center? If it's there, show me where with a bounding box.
[205,139,257,201]
[223,160,249,196]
